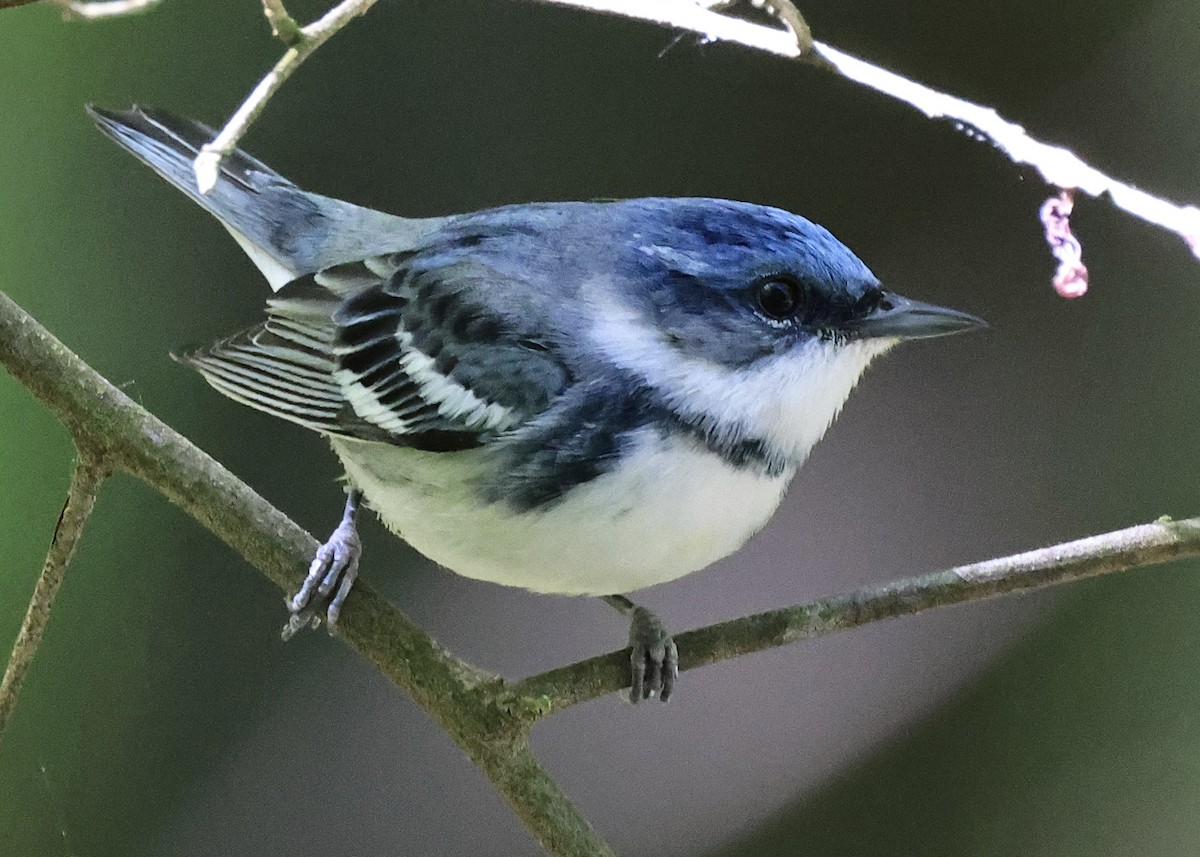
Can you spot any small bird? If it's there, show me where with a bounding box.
[90,106,984,702]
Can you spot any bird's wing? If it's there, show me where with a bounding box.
[179,254,573,450]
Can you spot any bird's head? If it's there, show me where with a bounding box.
[581,198,985,467]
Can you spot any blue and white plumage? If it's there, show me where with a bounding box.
[90,106,983,699]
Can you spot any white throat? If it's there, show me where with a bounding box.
[587,294,893,466]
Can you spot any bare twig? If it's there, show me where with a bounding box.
[48,0,162,20]
[527,0,1200,267]
[193,0,379,194]
[507,516,1200,713]
[0,454,107,741]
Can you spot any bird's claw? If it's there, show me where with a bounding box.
[280,606,322,642]
[628,606,678,703]
[281,514,362,640]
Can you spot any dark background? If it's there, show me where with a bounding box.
[2,1,1199,855]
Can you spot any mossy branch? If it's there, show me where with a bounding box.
[508,518,1200,712]
[0,289,614,857]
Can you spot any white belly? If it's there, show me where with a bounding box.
[331,430,793,595]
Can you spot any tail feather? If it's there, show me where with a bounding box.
[89,106,289,194]
[88,105,446,290]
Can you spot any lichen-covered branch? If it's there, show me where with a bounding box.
[0,454,106,740]
[0,288,615,857]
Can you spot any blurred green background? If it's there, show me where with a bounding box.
[1,1,1199,855]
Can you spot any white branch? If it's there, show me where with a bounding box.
[533,0,1200,266]
[193,0,379,194]
[49,0,1200,276]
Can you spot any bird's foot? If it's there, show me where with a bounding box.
[604,595,678,703]
[628,606,678,702]
[282,491,363,640]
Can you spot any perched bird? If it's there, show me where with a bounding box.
[90,106,984,702]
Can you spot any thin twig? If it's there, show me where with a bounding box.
[0,454,107,741]
[193,0,379,194]
[527,0,1200,262]
[507,516,1200,713]
[48,0,162,20]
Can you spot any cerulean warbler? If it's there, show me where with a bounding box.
[90,106,983,701]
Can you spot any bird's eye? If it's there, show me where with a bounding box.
[754,277,804,321]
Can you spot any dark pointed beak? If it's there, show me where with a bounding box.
[846,292,986,340]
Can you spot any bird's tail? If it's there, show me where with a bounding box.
[87,105,444,290]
